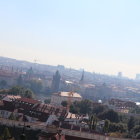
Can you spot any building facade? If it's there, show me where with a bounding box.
[51,92,82,105]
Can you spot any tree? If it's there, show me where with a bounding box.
[22,89,34,99]
[2,127,11,140]
[70,104,80,114]
[69,99,108,115]
[9,113,16,120]
[44,99,51,104]
[130,125,140,137]
[98,109,119,123]
[89,115,97,131]
[103,120,110,133]
[128,116,135,131]
[92,104,107,115]
[108,123,127,133]
[61,101,67,107]
[10,86,24,95]
[9,86,34,98]
[51,70,61,93]
[28,79,43,93]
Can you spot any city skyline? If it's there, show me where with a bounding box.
[1,0,140,78]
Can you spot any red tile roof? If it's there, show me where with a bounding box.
[17,97,41,104]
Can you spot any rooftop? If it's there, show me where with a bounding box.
[17,97,41,105]
[56,92,82,98]
[2,95,21,102]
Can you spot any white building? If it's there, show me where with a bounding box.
[51,92,82,105]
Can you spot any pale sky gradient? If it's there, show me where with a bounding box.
[1,0,140,78]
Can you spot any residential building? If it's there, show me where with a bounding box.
[51,92,82,105]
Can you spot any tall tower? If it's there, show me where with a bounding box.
[80,70,84,82]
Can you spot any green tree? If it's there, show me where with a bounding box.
[44,99,51,104]
[70,103,80,114]
[10,86,24,95]
[89,115,97,131]
[61,101,67,107]
[9,113,16,120]
[98,109,119,123]
[103,120,110,133]
[51,70,61,93]
[92,104,107,115]
[108,123,126,133]
[22,89,34,99]
[130,125,140,137]
[128,116,135,131]
[29,79,43,93]
[2,127,11,140]
[9,86,34,98]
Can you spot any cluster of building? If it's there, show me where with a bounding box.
[107,98,137,113]
[0,91,83,124]
[0,95,67,124]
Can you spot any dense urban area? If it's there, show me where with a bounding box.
[0,57,140,140]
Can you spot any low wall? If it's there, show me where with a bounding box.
[62,129,136,140]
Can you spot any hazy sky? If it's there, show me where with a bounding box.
[0,0,140,78]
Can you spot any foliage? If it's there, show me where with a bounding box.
[98,109,119,123]
[109,122,127,133]
[8,86,34,99]
[103,120,110,133]
[9,113,16,120]
[128,116,135,131]
[22,89,34,98]
[0,127,11,140]
[130,125,140,138]
[44,99,51,104]
[89,115,97,131]
[61,101,67,107]
[91,104,108,115]
[70,99,108,116]
[27,79,43,94]
[70,104,80,114]
[70,100,92,114]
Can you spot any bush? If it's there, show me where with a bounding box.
[98,109,119,123]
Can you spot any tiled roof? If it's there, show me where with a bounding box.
[17,97,41,104]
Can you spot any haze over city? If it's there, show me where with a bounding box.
[1,0,140,78]
[2,1,140,139]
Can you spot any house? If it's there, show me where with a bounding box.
[51,92,82,105]
[0,96,67,123]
